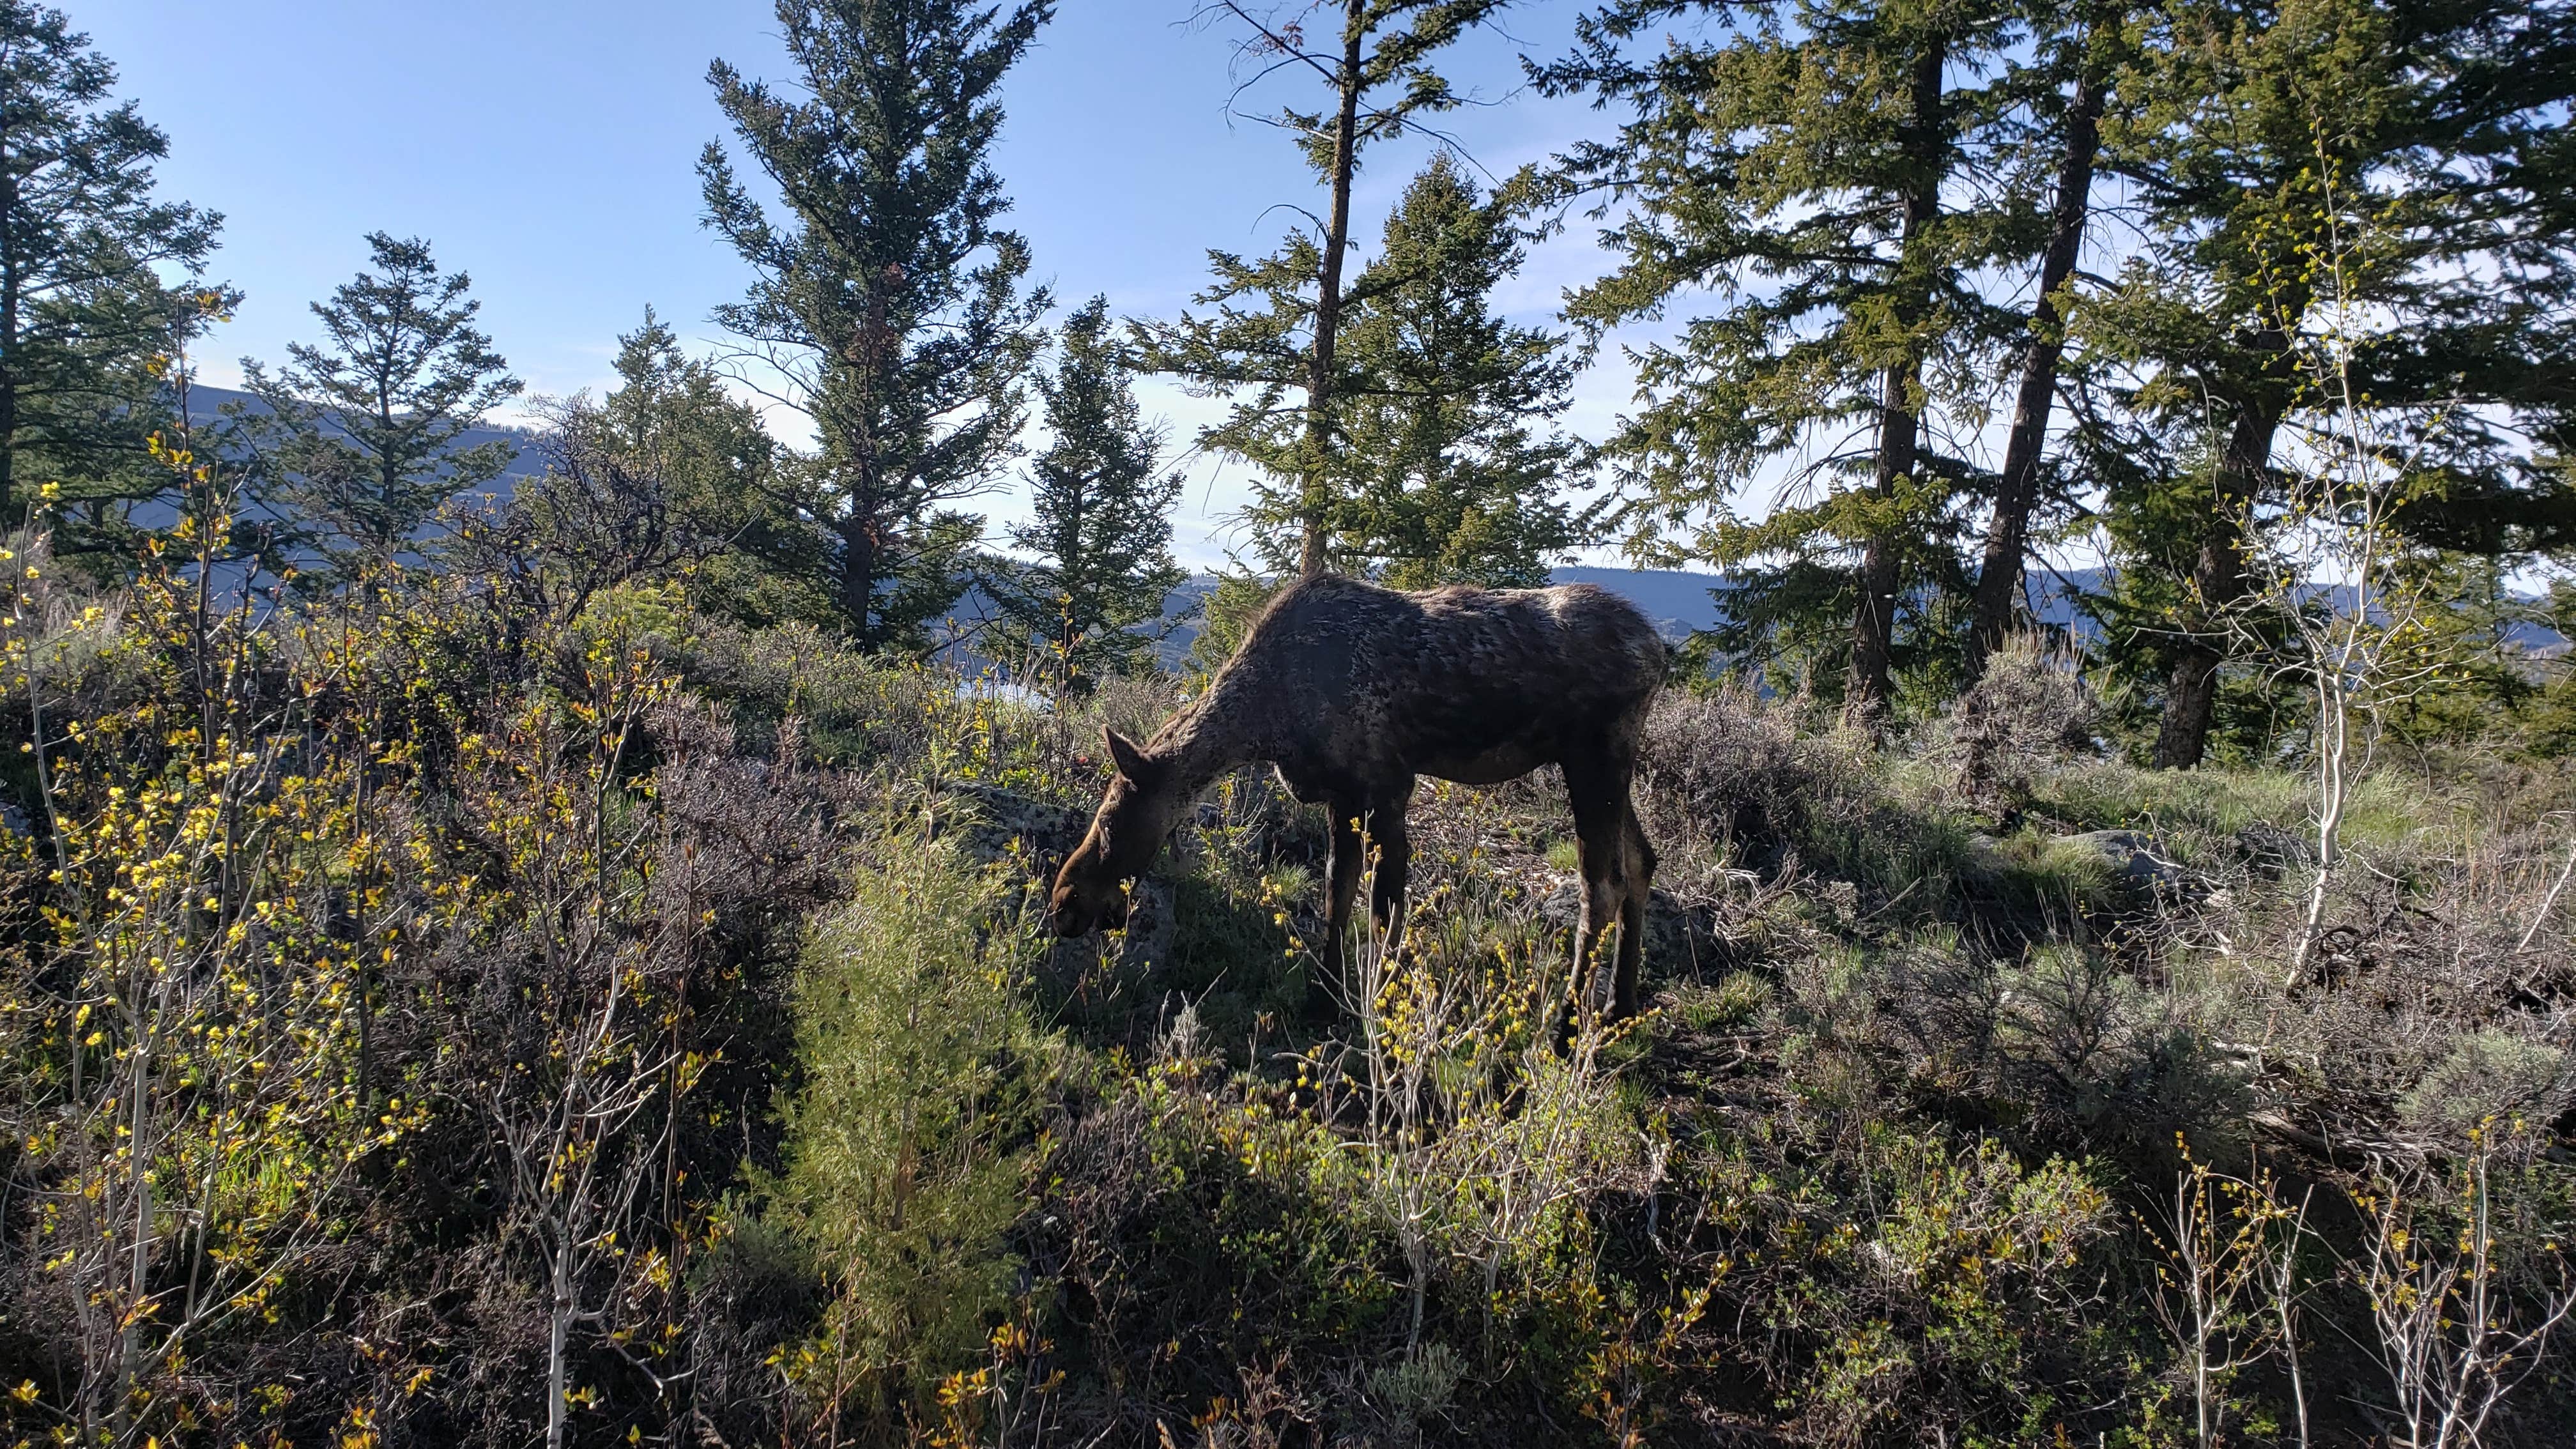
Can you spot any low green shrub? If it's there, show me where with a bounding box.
[767,816,1070,1436]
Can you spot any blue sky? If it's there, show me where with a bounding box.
[83,0,1647,564]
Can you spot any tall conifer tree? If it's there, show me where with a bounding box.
[1330,155,1583,587]
[700,0,1052,653]
[0,1,224,530]
[243,232,520,573]
[2075,0,2382,767]
[1137,0,1521,578]
[1540,0,2025,723]
[2071,0,2576,766]
[992,296,1186,691]
[1963,0,2120,673]
[519,312,801,622]
[2069,0,2566,766]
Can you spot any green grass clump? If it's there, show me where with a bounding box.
[2032,760,2431,861]
[1672,971,1774,1033]
[1980,827,2119,912]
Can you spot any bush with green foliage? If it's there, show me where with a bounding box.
[769,816,1069,1434]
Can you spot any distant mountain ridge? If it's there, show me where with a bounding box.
[1086,567,2565,673]
[164,387,2563,663]
[181,384,547,491]
[113,384,545,539]
[1120,565,2089,664]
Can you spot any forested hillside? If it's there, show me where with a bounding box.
[5,0,2576,1446]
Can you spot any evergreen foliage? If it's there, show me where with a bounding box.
[772,821,1062,1429]
[2073,0,2407,767]
[589,310,778,525]
[0,0,224,533]
[527,310,815,626]
[1181,567,1284,680]
[990,295,1185,691]
[1325,155,1585,588]
[700,0,1053,654]
[240,231,521,573]
[2074,0,2576,765]
[1963,0,2119,672]
[1136,0,1521,577]
[9,3,2576,1442]
[1538,0,2030,721]
[1130,231,1327,572]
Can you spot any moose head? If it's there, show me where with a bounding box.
[1049,726,1185,937]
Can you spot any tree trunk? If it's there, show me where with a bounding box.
[377,384,400,556]
[1967,26,2104,673]
[838,283,896,646]
[1846,40,1947,726]
[1297,0,1367,579]
[1059,489,1085,689]
[1848,362,1915,725]
[841,514,879,649]
[2152,404,2281,768]
[1,107,20,525]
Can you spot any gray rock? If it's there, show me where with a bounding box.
[2062,829,2192,899]
[1043,875,1177,981]
[937,780,1089,863]
[1538,877,1715,972]
[2232,822,2311,878]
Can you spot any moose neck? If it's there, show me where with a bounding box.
[1142,681,1262,801]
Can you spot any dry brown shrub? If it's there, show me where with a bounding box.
[1949,634,2097,804]
[1634,684,1813,884]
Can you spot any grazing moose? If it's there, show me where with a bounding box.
[1048,574,1667,1021]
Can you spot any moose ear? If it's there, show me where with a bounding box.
[1101,726,1153,781]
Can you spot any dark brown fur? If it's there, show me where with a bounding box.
[1049,574,1667,1019]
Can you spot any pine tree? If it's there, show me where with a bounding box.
[1330,155,1583,588]
[592,311,760,472]
[2070,0,2576,766]
[1137,0,1521,578]
[700,0,1052,654]
[1539,0,2027,723]
[0,1,226,530]
[604,312,832,625]
[1130,238,1324,577]
[992,296,1186,691]
[242,232,521,574]
[2075,0,2367,767]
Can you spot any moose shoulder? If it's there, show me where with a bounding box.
[1048,574,1667,1020]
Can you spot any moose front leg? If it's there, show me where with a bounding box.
[1612,807,1657,1020]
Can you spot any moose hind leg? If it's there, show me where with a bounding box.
[1562,756,1633,1025]
[1311,801,1367,1015]
[1613,805,1658,1020]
